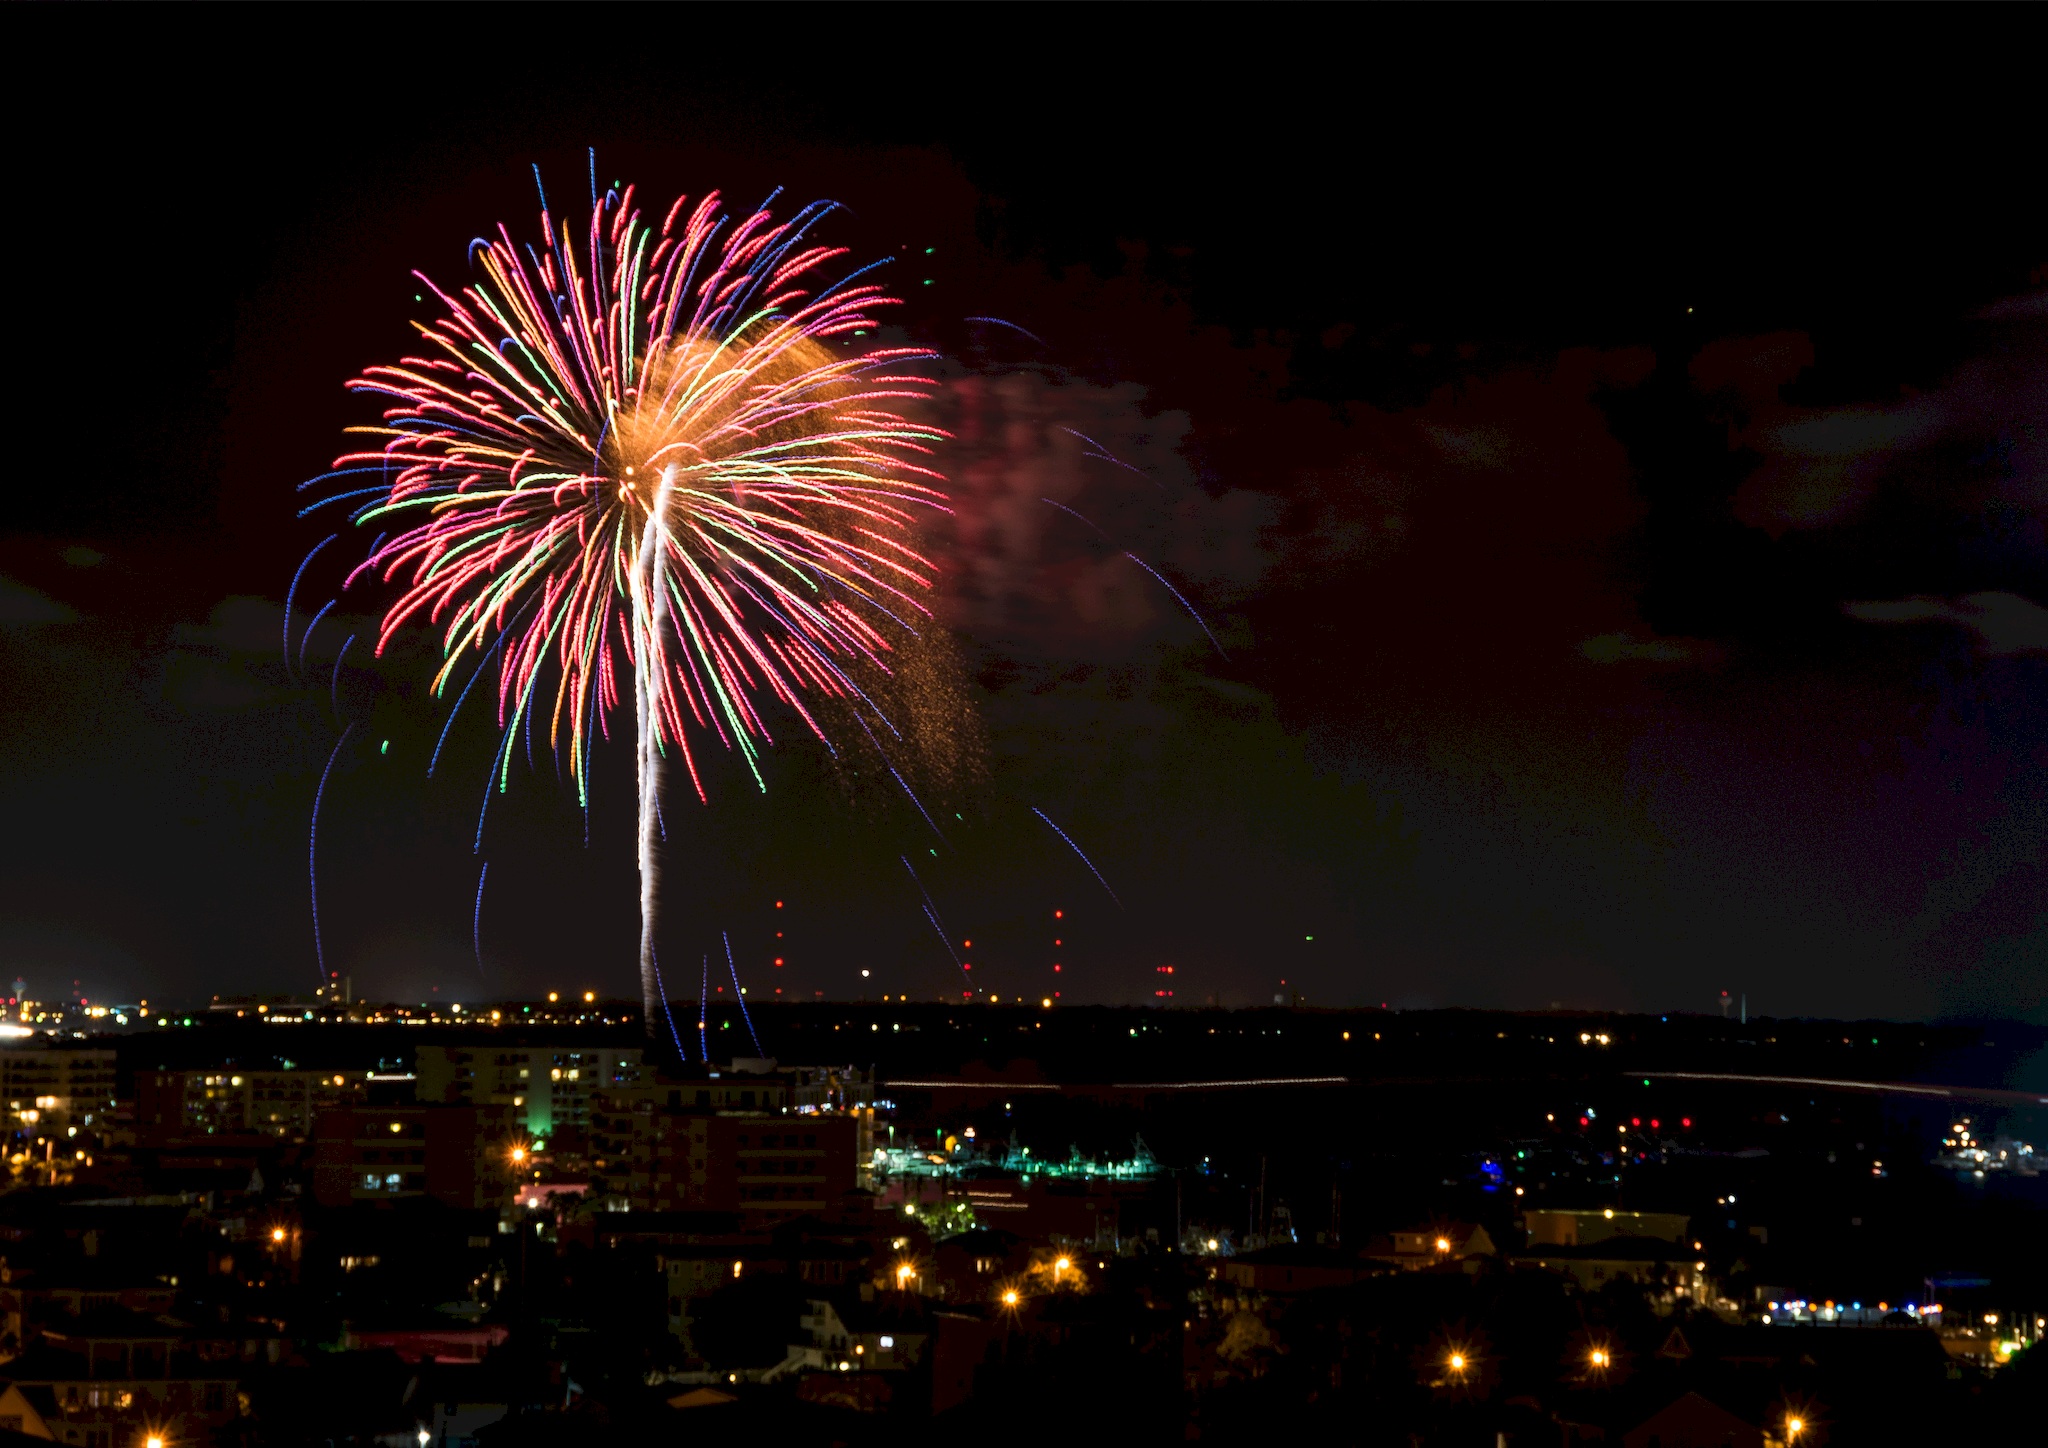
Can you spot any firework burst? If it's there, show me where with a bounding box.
[307,170,950,1035]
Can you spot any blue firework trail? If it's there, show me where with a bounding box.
[1121,552,1227,658]
[697,954,711,1060]
[1059,425,1160,487]
[471,861,489,976]
[1030,807,1122,906]
[329,635,355,722]
[297,598,337,673]
[902,856,974,989]
[284,534,337,677]
[309,723,355,986]
[652,953,690,1062]
[965,315,1048,347]
[723,931,764,1055]
[1041,496,1109,538]
[1039,498,1226,655]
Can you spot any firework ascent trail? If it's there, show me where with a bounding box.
[303,169,950,1036]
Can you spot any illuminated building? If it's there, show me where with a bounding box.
[792,1294,929,1373]
[1220,1245,1381,1296]
[1373,1223,1498,1270]
[927,1227,1032,1302]
[132,1067,369,1142]
[3,1317,244,1448]
[1521,1208,1691,1248]
[414,1043,645,1142]
[0,1044,116,1135]
[1512,1236,1710,1297]
[583,1064,875,1222]
[309,1105,518,1208]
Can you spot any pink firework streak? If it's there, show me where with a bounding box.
[309,172,951,1034]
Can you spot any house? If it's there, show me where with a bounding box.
[1511,1236,1708,1297]
[3,1336,241,1448]
[790,1291,930,1374]
[342,1320,511,1366]
[1370,1222,1498,1270]
[1622,1391,1767,1448]
[1219,1245,1380,1296]
[1524,1208,1690,1247]
[0,1267,179,1361]
[0,1382,54,1439]
[405,1362,530,1448]
[928,1228,1031,1304]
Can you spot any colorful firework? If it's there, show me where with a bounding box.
[306,168,950,1034]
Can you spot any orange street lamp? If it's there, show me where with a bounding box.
[1001,1288,1020,1307]
[1785,1417,1804,1441]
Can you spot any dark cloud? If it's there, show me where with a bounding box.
[0,576,74,626]
[1846,592,2048,655]
[933,369,1270,659]
[1720,295,2048,535]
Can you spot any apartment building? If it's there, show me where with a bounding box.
[132,1068,370,1142]
[413,1044,644,1142]
[309,1104,518,1209]
[0,1045,116,1135]
[586,1066,874,1222]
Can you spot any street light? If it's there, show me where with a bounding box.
[1001,1289,1020,1307]
[1447,1352,1467,1375]
[1786,1417,1804,1441]
[145,1436,164,1448]
[1588,1348,1609,1369]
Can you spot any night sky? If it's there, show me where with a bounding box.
[3,18,2043,1019]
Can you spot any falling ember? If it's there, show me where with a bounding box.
[305,164,951,1036]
